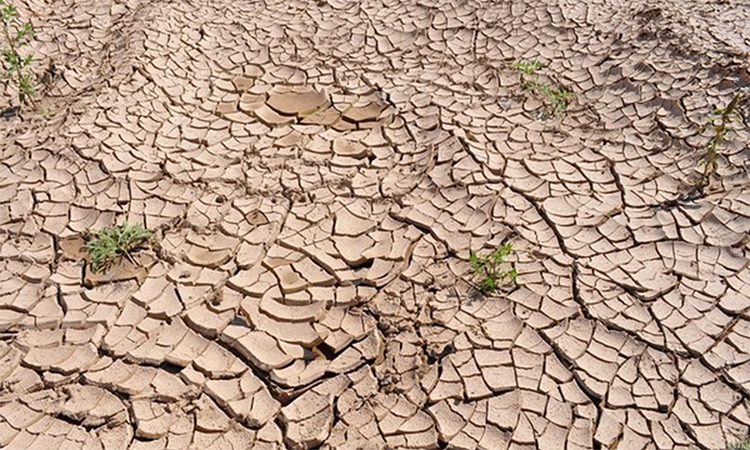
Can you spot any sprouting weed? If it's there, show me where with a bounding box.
[85,222,152,273]
[511,59,544,75]
[0,0,34,106]
[727,439,750,450]
[522,79,574,114]
[512,59,573,115]
[469,242,517,295]
[696,93,743,192]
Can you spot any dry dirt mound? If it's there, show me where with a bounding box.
[0,0,749,449]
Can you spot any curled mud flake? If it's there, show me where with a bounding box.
[267,87,330,118]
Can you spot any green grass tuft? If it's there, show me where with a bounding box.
[728,439,750,450]
[85,222,152,273]
[511,59,544,75]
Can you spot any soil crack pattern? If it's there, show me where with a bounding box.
[0,0,748,449]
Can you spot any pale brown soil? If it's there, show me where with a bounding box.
[0,0,749,449]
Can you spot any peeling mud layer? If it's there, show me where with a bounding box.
[1,0,749,449]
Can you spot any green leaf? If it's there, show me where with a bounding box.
[511,59,544,75]
[501,241,513,254]
[469,251,482,271]
[491,242,512,263]
[481,277,496,294]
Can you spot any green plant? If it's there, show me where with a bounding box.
[512,59,573,115]
[511,59,543,75]
[728,439,750,450]
[696,93,743,191]
[523,79,574,114]
[86,222,152,273]
[0,0,34,105]
[469,242,517,295]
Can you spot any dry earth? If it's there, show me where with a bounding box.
[0,0,749,449]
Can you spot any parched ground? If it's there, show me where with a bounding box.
[0,0,749,449]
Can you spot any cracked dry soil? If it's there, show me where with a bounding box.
[0,0,749,449]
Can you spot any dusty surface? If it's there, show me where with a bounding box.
[0,0,749,449]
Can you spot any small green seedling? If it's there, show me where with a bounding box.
[728,439,750,450]
[469,242,517,295]
[696,93,743,191]
[511,59,544,75]
[0,0,34,106]
[523,79,574,114]
[86,223,152,273]
[512,59,573,115]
